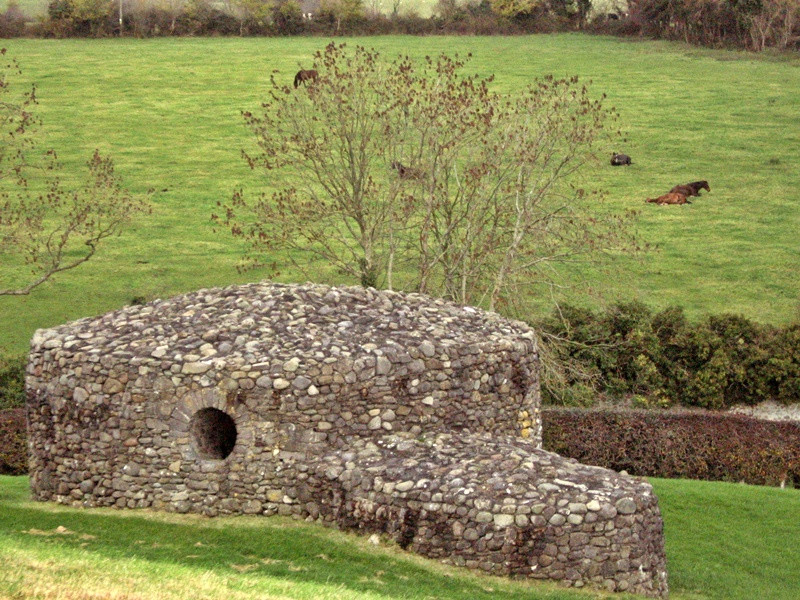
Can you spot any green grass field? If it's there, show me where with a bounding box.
[1,475,798,599]
[0,0,48,17]
[1,35,799,352]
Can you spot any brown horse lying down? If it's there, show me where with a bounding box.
[294,69,318,88]
[670,180,710,196]
[669,184,696,197]
[647,192,690,205]
[688,180,710,194]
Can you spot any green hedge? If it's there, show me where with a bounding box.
[537,302,800,409]
[0,352,25,411]
[542,408,800,488]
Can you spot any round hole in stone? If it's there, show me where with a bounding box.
[189,407,237,460]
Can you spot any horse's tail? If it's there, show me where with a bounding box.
[293,72,301,88]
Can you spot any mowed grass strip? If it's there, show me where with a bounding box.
[1,35,799,352]
[1,476,799,599]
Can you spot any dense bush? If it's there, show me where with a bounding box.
[0,353,26,411]
[542,407,800,487]
[537,302,800,409]
[610,0,800,51]
[0,1,26,37]
[0,408,26,475]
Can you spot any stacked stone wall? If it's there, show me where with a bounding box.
[26,282,666,597]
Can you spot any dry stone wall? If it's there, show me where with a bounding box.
[26,282,668,597]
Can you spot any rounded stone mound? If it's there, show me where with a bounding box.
[26,281,667,597]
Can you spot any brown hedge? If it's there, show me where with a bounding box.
[542,408,800,488]
[0,408,27,475]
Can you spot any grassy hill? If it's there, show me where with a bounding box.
[1,475,799,599]
[1,35,799,352]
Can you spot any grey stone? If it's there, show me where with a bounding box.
[419,341,436,357]
[292,376,312,390]
[615,498,637,515]
[376,356,392,375]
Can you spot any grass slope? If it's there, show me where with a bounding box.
[1,476,798,599]
[0,476,624,600]
[0,0,48,17]
[1,35,799,352]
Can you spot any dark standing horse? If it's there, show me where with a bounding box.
[294,69,318,88]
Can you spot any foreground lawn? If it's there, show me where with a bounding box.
[651,478,800,600]
[1,475,798,599]
[0,476,624,600]
[1,36,799,351]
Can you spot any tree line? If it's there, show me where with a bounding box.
[1,0,797,52]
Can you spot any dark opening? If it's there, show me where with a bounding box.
[190,407,237,460]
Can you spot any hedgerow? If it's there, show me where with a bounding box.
[0,352,25,411]
[542,408,800,488]
[537,302,800,410]
[0,408,26,475]
[1,0,792,53]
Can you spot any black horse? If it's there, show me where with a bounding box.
[611,152,632,166]
[294,69,318,88]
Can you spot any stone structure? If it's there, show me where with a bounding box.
[26,282,668,597]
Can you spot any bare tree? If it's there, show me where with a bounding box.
[218,44,416,289]
[748,0,800,51]
[218,43,642,314]
[397,58,643,312]
[0,49,151,297]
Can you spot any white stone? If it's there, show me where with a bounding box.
[493,514,515,527]
[273,378,290,390]
[182,362,211,374]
